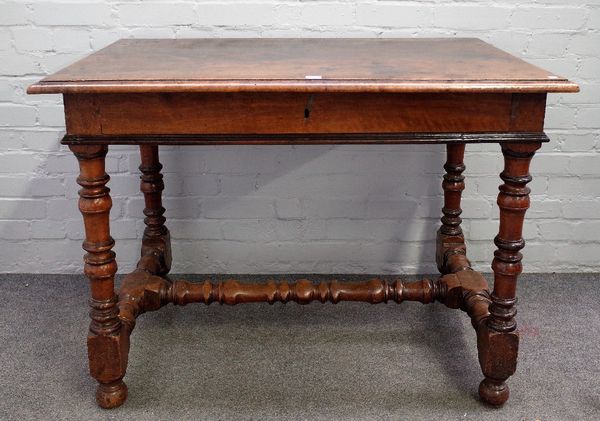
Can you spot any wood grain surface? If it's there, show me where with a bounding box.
[28,38,579,94]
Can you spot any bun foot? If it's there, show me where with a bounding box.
[478,377,509,406]
[96,380,128,409]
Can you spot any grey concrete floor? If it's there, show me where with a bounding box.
[1,273,599,420]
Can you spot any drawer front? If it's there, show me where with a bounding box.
[64,92,545,136]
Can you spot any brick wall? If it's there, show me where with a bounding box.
[0,1,598,274]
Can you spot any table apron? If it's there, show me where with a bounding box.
[63,92,547,137]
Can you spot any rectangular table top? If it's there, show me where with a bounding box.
[28,38,578,94]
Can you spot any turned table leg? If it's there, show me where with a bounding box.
[137,145,171,275]
[477,142,541,406]
[70,145,129,409]
[437,143,471,274]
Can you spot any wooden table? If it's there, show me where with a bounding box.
[28,38,578,409]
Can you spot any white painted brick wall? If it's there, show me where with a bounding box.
[0,0,598,274]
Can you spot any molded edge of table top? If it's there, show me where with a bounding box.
[28,79,580,94]
[27,38,580,95]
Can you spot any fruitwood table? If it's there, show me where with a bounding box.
[28,38,578,409]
